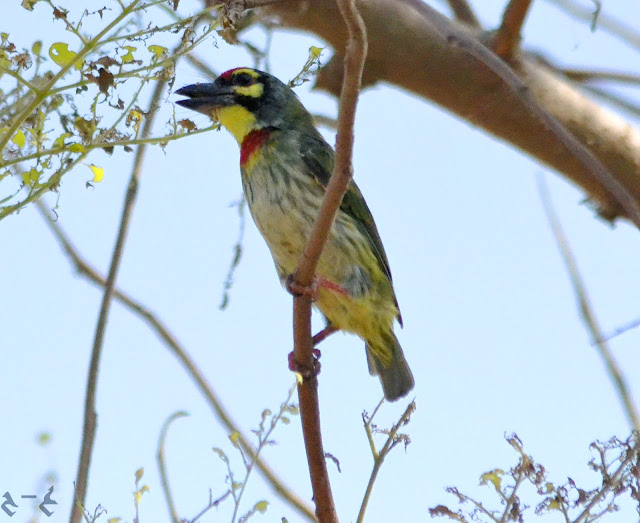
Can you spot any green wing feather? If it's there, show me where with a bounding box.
[299,132,403,326]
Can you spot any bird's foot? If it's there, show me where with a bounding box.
[288,349,322,379]
[285,274,349,301]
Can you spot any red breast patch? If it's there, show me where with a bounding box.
[240,129,271,165]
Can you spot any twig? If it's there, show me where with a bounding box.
[537,174,640,433]
[34,201,316,522]
[69,75,166,523]
[562,69,640,86]
[445,0,481,28]
[188,490,232,523]
[288,0,367,519]
[492,0,534,58]
[231,385,297,522]
[572,443,638,523]
[543,0,640,51]
[356,401,416,523]
[157,411,189,523]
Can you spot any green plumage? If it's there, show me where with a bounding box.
[176,68,414,401]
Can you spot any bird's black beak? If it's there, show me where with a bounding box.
[175,83,235,115]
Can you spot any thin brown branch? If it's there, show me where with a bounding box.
[537,174,640,433]
[445,0,481,28]
[492,0,534,58]
[70,77,166,523]
[35,201,317,522]
[288,0,367,520]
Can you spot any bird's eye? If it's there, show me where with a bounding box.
[234,72,254,87]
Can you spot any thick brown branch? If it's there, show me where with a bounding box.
[288,0,367,520]
[492,0,534,58]
[263,0,640,224]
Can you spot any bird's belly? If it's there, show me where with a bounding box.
[244,173,397,339]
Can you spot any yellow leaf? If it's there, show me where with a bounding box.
[107,519,122,523]
[32,41,42,55]
[148,45,168,59]
[49,42,83,70]
[254,500,269,513]
[135,467,144,482]
[87,164,104,183]
[68,143,86,153]
[21,167,40,185]
[480,469,504,493]
[11,130,25,148]
[229,431,241,448]
[309,46,323,60]
[120,46,136,63]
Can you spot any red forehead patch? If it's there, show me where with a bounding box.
[220,67,247,79]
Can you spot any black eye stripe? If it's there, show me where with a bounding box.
[234,72,255,86]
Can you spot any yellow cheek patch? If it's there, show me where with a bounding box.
[215,105,257,144]
[234,83,264,98]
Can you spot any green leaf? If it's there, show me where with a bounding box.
[68,143,86,153]
[36,431,52,446]
[32,41,42,55]
[254,500,268,514]
[49,42,83,70]
[54,132,72,148]
[135,467,144,482]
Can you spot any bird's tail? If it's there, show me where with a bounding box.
[366,331,414,402]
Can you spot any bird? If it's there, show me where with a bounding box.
[175,67,414,401]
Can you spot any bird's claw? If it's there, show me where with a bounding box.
[285,274,349,301]
[288,349,322,380]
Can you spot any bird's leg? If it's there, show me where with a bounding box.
[312,323,339,346]
[288,324,339,379]
[285,274,349,301]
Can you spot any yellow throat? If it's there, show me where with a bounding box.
[215,105,257,144]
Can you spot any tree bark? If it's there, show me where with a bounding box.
[262,0,640,222]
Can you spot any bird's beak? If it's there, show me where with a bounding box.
[175,83,235,115]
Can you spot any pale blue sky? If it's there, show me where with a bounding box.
[2,1,640,522]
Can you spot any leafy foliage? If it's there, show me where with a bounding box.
[0,0,217,220]
[430,433,640,522]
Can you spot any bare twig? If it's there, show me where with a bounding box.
[562,69,640,86]
[356,401,416,523]
[492,0,534,58]
[445,0,481,28]
[157,411,189,523]
[544,0,640,51]
[69,76,166,523]
[572,443,638,523]
[35,201,316,522]
[537,174,640,433]
[287,0,367,520]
